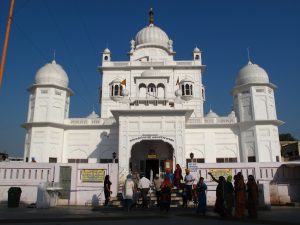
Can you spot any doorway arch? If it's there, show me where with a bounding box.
[130,140,174,179]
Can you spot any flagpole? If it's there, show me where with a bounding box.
[0,0,15,87]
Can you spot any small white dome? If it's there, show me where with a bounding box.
[236,61,269,86]
[205,109,219,118]
[35,60,69,88]
[193,47,200,53]
[103,48,111,53]
[228,110,236,117]
[175,89,182,97]
[122,89,129,96]
[141,67,158,77]
[135,24,170,49]
[87,111,99,119]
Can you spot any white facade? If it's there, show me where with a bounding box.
[22,9,283,183]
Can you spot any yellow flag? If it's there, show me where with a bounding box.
[121,79,126,86]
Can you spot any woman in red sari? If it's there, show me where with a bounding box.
[174,164,183,189]
[234,172,246,219]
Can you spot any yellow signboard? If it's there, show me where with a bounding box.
[148,154,157,159]
[81,169,106,183]
[209,169,232,181]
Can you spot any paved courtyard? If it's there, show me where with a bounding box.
[0,206,299,225]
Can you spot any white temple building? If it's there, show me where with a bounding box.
[22,9,283,182]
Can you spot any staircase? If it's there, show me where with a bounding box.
[110,188,197,208]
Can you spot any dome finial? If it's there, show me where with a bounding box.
[247,47,252,64]
[149,8,154,25]
[52,49,56,64]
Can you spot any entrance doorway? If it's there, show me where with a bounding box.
[130,140,174,178]
[146,159,159,179]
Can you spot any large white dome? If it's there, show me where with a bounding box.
[135,24,170,49]
[236,61,269,86]
[35,60,69,88]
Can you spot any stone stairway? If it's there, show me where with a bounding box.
[110,189,197,208]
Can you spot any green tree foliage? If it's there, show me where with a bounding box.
[279,133,297,141]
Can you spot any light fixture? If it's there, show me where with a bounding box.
[190,152,194,160]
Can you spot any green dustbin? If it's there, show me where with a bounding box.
[8,187,22,207]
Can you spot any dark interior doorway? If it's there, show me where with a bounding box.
[146,159,159,179]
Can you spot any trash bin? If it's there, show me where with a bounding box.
[7,187,22,208]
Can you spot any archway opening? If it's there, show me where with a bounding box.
[130,140,174,179]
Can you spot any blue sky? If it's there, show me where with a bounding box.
[0,0,299,157]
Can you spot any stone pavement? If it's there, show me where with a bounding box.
[0,205,299,224]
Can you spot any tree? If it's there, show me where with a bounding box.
[279,133,297,141]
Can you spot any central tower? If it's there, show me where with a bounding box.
[99,9,206,181]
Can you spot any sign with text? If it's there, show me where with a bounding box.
[81,169,106,183]
[129,135,174,142]
[188,162,198,172]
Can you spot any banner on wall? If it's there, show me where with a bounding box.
[209,168,232,181]
[81,169,106,183]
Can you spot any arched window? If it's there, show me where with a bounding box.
[104,56,108,61]
[185,84,190,95]
[180,80,193,98]
[110,80,125,98]
[114,85,119,96]
[148,83,156,93]
[157,83,165,99]
[147,83,156,99]
[195,55,199,60]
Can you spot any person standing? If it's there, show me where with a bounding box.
[104,175,112,206]
[234,172,246,219]
[208,172,226,218]
[160,176,172,212]
[123,174,135,212]
[138,174,151,208]
[246,175,259,219]
[225,175,234,217]
[165,169,174,184]
[184,169,194,203]
[153,174,163,207]
[174,164,183,189]
[196,177,207,215]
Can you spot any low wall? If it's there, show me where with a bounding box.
[0,162,299,206]
[0,162,118,206]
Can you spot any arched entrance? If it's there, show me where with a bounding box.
[130,140,174,179]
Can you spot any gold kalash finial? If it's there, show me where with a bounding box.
[149,8,154,25]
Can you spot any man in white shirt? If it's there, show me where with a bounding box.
[138,174,151,208]
[184,169,194,201]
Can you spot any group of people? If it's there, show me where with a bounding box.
[103,166,260,219]
[208,172,259,219]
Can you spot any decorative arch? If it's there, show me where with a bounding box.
[157,83,165,99]
[139,83,147,98]
[147,83,156,99]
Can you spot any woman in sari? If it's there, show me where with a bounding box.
[160,176,172,212]
[208,172,226,217]
[174,164,183,189]
[246,175,259,218]
[234,172,246,219]
[196,177,207,215]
